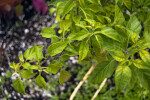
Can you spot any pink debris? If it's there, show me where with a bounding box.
[32,0,48,15]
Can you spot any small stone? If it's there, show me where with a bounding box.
[24,29,29,34]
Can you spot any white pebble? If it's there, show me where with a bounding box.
[24,29,29,34]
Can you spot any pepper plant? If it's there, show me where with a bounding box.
[10,0,150,99]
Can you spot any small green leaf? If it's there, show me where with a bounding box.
[109,51,125,62]
[19,54,24,62]
[115,65,132,92]
[20,70,36,79]
[127,14,142,34]
[62,0,75,18]
[73,15,81,24]
[94,35,103,48]
[40,27,58,38]
[47,41,68,56]
[122,0,131,10]
[114,5,125,25]
[139,50,150,64]
[100,27,122,42]
[22,62,31,69]
[68,30,89,41]
[65,45,78,55]
[34,46,44,62]
[14,63,20,72]
[36,75,46,89]
[133,59,150,69]
[59,69,71,84]
[85,19,96,27]
[47,61,62,74]
[24,47,35,60]
[22,62,39,70]
[79,41,89,62]
[60,20,72,32]
[10,62,15,69]
[13,78,26,94]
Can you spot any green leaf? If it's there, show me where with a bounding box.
[40,27,57,38]
[90,35,102,48]
[47,41,68,56]
[62,0,75,18]
[133,67,150,89]
[49,0,67,5]
[115,65,132,92]
[68,30,89,41]
[19,54,24,62]
[100,27,122,42]
[90,60,116,83]
[114,5,125,25]
[10,62,15,69]
[35,75,46,89]
[34,46,44,62]
[22,62,31,69]
[13,78,26,94]
[94,35,103,48]
[79,41,89,62]
[56,2,65,21]
[20,70,36,79]
[122,0,131,10]
[22,62,39,70]
[47,61,62,74]
[65,45,78,55]
[85,19,96,27]
[101,35,123,52]
[60,20,72,32]
[133,59,150,69]
[59,69,71,84]
[127,14,142,34]
[24,46,35,60]
[73,15,81,24]
[109,51,125,62]
[139,50,150,64]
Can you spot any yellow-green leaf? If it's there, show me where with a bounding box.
[122,0,131,10]
[115,65,131,92]
[47,41,68,56]
[79,41,89,62]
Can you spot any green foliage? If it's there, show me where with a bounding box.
[36,75,46,89]
[59,69,71,84]
[10,0,150,99]
[13,78,26,94]
[115,65,132,92]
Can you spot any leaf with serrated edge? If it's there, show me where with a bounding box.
[100,27,122,42]
[115,65,131,92]
[40,27,57,38]
[36,75,46,89]
[13,79,26,94]
[20,70,36,79]
[47,41,68,56]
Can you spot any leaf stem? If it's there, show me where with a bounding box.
[69,63,97,100]
[91,78,107,100]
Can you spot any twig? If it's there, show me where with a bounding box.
[91,78,107,100]
[69,63,97,100]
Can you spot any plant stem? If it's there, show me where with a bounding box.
[69,63,97,100]
[91,78,107,100]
